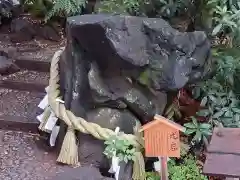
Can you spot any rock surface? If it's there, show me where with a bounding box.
[57,14,211,180]
[68,14,211,90]
[0,50,19,75]
[10,17,61,42]
[0,0,21,26]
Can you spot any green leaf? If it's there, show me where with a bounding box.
[129,148,136,154]
[193,131,202,142]
[225,110,234,117]
[202,129,212,136]
[118,153,124,162]
[197,109,210,117]
[185,128,197,135]
[208,95,217,102]
[199,123,211,129]
[184,123,196,129]
[232,108,240,114]
[234,114,240,122]
[200,97,208,106]
[212,111,225,118]
[192,88,201,99]
[212,24,223,35]
[221,107,229,112]
[191,117,198,126]
[138,69,150,86]
[220,117,233,123]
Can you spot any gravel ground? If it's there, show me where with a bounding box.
[0,130,65,180]
[0,130,115,180]
[0,89,44,121]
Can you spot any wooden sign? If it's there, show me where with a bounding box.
[140,114,185,158]
[140,114,185,180]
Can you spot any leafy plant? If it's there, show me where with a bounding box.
[146,172,160,180]
[97,0,149,16]
[146,156,207,180]
[196,87,240,128]
[184,116,212,145]
[192,48,240,128]
[104,135,136,163]
[168,156,208,180]
[164,102,182,120]
[208,0,240,36]
[97,0,192,18]
[23,0,87,20]
[46,0,86,20]
[157,0,192,19]
[23,0,53,17]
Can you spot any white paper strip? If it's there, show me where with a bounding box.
[108,127,121,180]
[45,86,49,92]
[113,156,120,180]
[44,112,58,131]
[154,161,161,171]
[154,157,171,172]
[38,94,48,110]
[36,112,45,122]
[56,98,65,103]
[50,125,60,147]
[115,165,120,180]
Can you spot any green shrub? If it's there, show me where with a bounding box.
[103,135,136,163]
[146,156,207,180]
[192,49,240,129]
[23,0,53,17]
[184,116,212,145]
[46,0,86,21]
[23,0,86,21]
[168,156,207,180]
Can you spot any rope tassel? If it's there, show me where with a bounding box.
[57,126,79,166]
[132,151,146,180]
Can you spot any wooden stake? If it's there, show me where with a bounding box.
[160,156,168,180]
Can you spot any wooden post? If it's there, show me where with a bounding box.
[160,157,168,180]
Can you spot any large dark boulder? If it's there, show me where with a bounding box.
[67,14,211,91]
[57,14,211,180]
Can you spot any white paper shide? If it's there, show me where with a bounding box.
[36,86,61,147]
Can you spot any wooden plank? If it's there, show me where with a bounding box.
[203,153,240,177]
[15,59,50,72]
[207,128,240,155]
[0,80,47,92]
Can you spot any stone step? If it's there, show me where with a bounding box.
[0,70,49,92]
[15,59,50,72]
[0,89,45,132]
